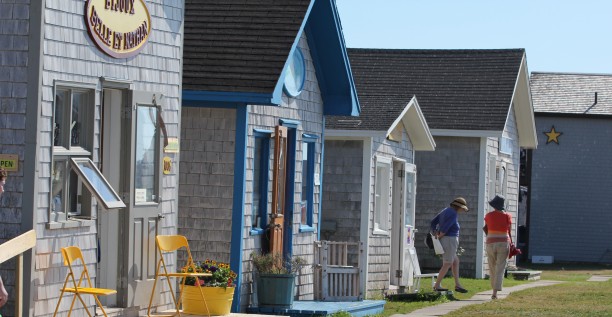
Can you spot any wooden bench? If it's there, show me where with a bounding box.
[508,270,542,281]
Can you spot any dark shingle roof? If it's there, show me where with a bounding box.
[327,49,524,131]
[183,0,311,93]
[530,72,612,116]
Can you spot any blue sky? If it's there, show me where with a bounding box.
[336,0,612,74]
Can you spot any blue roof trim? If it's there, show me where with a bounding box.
[305,0,360,116]
[230,105,248,311]
[273,1,316,103]
[183,90,277,106]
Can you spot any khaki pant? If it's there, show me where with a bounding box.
[486,242,509,291]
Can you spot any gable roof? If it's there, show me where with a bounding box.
[327,48,537,148]
[326,95,435,151]
[182,0,359,115]
[530,72,612,116]
[183,0,311,95]
[335,48,525,131]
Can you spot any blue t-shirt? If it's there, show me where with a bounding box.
[430,207,460,237]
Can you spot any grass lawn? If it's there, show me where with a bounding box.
[380,276,528,317]
[446,263,612,317]
[379,263,612,317]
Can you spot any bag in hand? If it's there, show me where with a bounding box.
[425,232,434,249]
[508,243,521,259]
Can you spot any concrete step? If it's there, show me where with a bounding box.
[508,270,542,281]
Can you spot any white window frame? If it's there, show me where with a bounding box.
[374,156,392,234]
[51,83,123,223]
[497,162,508,197]
[51,84,95,221]
[499,136,513,156]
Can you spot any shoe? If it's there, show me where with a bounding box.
[433,286,448,292]
[454,286,468,293]
[491,295,498,299]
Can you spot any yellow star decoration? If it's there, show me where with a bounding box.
[544,126,562,144]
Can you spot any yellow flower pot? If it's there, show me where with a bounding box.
[182,285,234,316]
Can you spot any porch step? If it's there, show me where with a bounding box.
[508,270,542,281]
[247,300,385,317]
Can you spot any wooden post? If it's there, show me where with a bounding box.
[16,254,23,317]
[0,230,36,317]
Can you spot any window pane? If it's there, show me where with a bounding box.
[54,89,70,147]
[375,165,384,226]
[52,161,67,213]
[68,168,82,215]
[301,142,309,225]
[71,91,88,147]
[135,105,159,203]
[253,138,263,228]
[71,158,125,209]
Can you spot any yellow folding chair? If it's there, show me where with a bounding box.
[147,235,212,317]
[52,246,117,317]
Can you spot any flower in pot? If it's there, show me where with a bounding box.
[251,252,308,308]
[181,260,238,315]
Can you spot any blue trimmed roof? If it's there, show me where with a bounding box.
[182,0,359,116]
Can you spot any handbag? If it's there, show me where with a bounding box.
[425,232,434,249]
[508,229,521,259]
[509,242,521,259]
[432,234,445,255]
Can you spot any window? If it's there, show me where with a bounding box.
[300,135,317,230]
[52,86,94,221]
[374,157,391,233]
[134,105,160,203]
[71,158,125,209]
[51,85,124,223]
[252,130,271,234]
[499,136,513,155]
[497,164,508,197]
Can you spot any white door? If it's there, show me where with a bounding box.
[121,91,162,307]
[390,162,417,287]
[402,164,417,287]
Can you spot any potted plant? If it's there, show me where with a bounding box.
[251,252,307,308]
[180,260,237,316]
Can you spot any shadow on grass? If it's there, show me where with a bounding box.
[386,291,456,302]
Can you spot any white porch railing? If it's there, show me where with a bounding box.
[0,230,36,317]
[313,240,364,301]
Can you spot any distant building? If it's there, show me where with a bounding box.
[529,72,612,264]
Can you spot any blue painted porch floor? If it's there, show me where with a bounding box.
[246,300,386,317]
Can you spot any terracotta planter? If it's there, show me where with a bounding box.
[182,285,234,316]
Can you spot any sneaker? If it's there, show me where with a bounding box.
[455,286,468,293]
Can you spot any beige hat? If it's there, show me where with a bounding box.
[450,197,469,211]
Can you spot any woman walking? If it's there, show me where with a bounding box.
[483,195,511,299]
[431,197,469,293]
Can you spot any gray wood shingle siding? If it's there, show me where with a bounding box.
[179,108,236,265]
[0,2,30,315]
[183,0,311,93]
[415,137,481,276]
[11,1,186,315]
[327,49,524,131]
[321,140,363,243]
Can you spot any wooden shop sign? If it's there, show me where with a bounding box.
[85,0,152,58]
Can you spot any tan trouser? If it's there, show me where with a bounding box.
[486,242,509,291]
